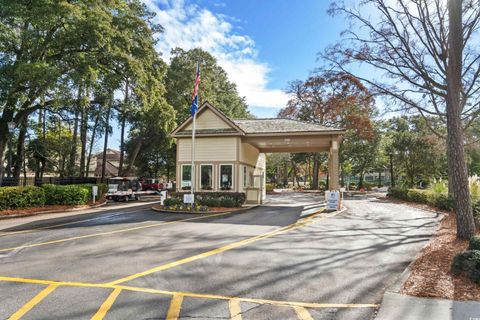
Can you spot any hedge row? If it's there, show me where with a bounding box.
[0,184,107,210]
[168,192,246,208]
[388,188,454,211]
[0,186,45,210]
[389,187,480,228]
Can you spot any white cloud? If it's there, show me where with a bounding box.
[143,0,289,109]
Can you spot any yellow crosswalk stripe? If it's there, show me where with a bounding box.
[229,299,242,320]
[293,306,314,320]
[8,284,58,320]
[91,288,122,320]
[166,294,183,320]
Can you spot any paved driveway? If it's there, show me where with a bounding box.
[0,194,440,320]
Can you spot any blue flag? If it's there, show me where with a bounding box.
[191,63,201,116]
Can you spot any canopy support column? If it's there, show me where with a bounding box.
[328,139,339,190]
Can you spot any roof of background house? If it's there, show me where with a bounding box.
[93,149,121,160]
[232,118,342,134]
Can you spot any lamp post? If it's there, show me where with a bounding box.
[389,152,395,188]
[7,122,15,179]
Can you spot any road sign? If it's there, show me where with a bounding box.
[92,185,98,204]
[325,191,340,210]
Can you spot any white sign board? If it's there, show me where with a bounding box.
[183,194,195,204]
[165,183,173,190]
[92,186,98,196]
[325,191,340,210]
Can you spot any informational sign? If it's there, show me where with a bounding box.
[92,186,98,204]
[325,191,340,210]
[165,183,173,190]
[183,194,195,204]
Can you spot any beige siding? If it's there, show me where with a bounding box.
[240,143,259,167]
[185,108,231,130]
[178,137,237,162]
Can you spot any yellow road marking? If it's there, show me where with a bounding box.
[0,276,378,309]
[229,299,242,320]
[91,287,122,320]
[0,211,238,253]
[293,306,314,320]
[107,209,328,285]
[8,284,58,320]
[0,210,141,237]
[166,294,183,320]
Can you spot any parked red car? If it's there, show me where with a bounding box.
[140,178,164,191]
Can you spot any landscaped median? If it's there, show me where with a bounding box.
[0,184,108,217]
[152,191,248,214]
[388,184,480,300]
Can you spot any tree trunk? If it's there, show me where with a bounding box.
[0,121,8,185]
[312,154,319,189]
[13,116,28,183]
[86,112,101,177]
[101,103,112,183]
[124,138,142,175]
[68,85,82,176]
[79,101,88,177]
[447,0,475,238]
[118,80,129,176]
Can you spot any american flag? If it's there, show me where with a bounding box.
[191,62,201,116]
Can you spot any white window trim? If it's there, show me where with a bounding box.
[181,164,192,188]
[200,164,214,191]
[219,164,234,191]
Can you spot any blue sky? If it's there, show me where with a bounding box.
[145,0,346,118]
[110,0,347,149]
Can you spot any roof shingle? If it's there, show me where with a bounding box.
[232,118,341,134]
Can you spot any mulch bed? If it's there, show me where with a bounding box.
[386,197,480,301]
[0,198,106,218]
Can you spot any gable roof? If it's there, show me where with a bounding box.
[170,102,245,137]
[233,118,343,134]
[170,102,345,137]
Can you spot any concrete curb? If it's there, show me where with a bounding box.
[374,198,449,319]
[0,200,108,221]
[151,204,260,215]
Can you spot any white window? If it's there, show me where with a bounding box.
[181,165,192,190]
[219,164,233,190]
[201,165,213,190]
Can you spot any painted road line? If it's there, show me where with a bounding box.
[166,294,183,320]
[293,306,314,320]
[0,210,142,237]
[107,209,328,285]
[0,276,379,309]
[8,284,58,320]
[91,287,122,320]
[229,299,242,320]
[0,211,239,253]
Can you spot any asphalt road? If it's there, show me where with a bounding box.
[0,194,440,320]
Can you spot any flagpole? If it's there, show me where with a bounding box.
[191,61,199,197]
[191,107,196,196]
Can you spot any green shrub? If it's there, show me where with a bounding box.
[469,236,480,251]
[434,193,454,211]
[163,198,183,207]
[42,184,90,205]
[0,186,45,210]
[406,189,428,203]
[203,198,221,207]
[75,184,108,200]
[220,198,235,208]
[265,184,274,192]
[451,250,480,284]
